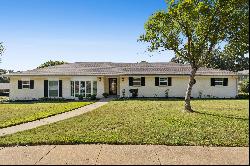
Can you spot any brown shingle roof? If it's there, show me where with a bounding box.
[7,62,237,76]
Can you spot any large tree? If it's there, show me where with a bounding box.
[37,60,67,69]
[139,0,249,112]
[0,42,4,63]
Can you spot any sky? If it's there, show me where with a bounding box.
[0,0,175,71]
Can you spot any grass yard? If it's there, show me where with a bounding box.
[0,99,248,147]
[0,101,92,128]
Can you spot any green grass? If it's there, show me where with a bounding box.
[0,99,248,147]
[0,101,92,128]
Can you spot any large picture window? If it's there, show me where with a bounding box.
[71,80,96,98]
[49,81,59,97]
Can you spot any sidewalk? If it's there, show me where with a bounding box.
[0,145,248,165]
[0,98,111,137]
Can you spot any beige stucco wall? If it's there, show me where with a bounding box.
[119,75,237,98]
[9,76,105,100]
[9,75,237,100]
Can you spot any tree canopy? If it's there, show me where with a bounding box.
[139,0,249,112]
[0,42,4,63]
[37,60,67,69]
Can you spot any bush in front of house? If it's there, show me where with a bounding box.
[236,93,249,99]
[129,89,138,98]
[90,94,97,100]
[102,93,109,98]
[78,95,84,100]
[239,79,249,93]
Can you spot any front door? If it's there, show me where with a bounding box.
[109,78,117,95]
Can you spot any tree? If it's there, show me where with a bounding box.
[239,79,249,93]
[0,69,13,83]
[171,52,249,72]
[37,60,67,69]
[139,0,249,112]
[0,42,4,63]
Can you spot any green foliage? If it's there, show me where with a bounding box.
[139,0,249,110]
[139,0,248,68]
[90,94,97,100]
[0,69,14,83]
[129,89,138,98]
[102,93,109,98]
[78,95,84,100]
[37,60,67,69]
[0,99,248,147]
[0,101,92,128]
[0,42,4,63]
[239,79,249,93]
[236,93,249,99]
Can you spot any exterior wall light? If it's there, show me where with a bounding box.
[99,77,102,81]
[122,77,124,81]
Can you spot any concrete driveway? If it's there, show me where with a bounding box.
[0,145,248,165]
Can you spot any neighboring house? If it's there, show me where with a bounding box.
[238,70,249,82]
[0,83,10,96]
[6,62,238,100]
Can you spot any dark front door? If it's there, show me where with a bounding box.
[109,78,117,95]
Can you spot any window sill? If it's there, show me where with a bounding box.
[132,85,141,87]
[159,85,168,87]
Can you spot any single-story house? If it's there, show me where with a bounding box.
[6,61,238,100]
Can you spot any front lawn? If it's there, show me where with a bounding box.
[0,99,248,147]
[0,101,92,128]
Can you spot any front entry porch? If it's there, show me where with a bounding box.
[101,76,121,97]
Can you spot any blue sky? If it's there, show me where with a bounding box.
[0,0,175,71]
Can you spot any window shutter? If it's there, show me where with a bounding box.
[59,80,62,97]
[44,80,48,97]
[168,77,172,86]
[30,80,34,89]
[129,77,133,86]
[18,80,22,89]
[141,77,145,86]
[211,78,215,86]
[223,78,228,86]
[155,77,159,86]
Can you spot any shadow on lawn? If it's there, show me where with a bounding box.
[194,111,249,121]
[113,97,244,102]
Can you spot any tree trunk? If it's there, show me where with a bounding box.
[184,67,197,113]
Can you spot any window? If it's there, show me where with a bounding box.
[80,81,85,97]
[86,81,91,96]
[133,77,141,86]
[93,81,97,95]
[71,80,92,98]
[22,81,30,89]
[71,81,74,97]
[49,81,59,97]
[214,78,223,85]
[159,77,168,86]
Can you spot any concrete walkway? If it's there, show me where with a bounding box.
[0,145,248,165]
[0,98,111,137]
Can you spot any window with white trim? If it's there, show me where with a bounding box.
[22,81,30,89]
[70,80,94,98]
[133,77,141,86]
[214,78,223,85]
[159,77,168,86]
[49,81,59,97]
